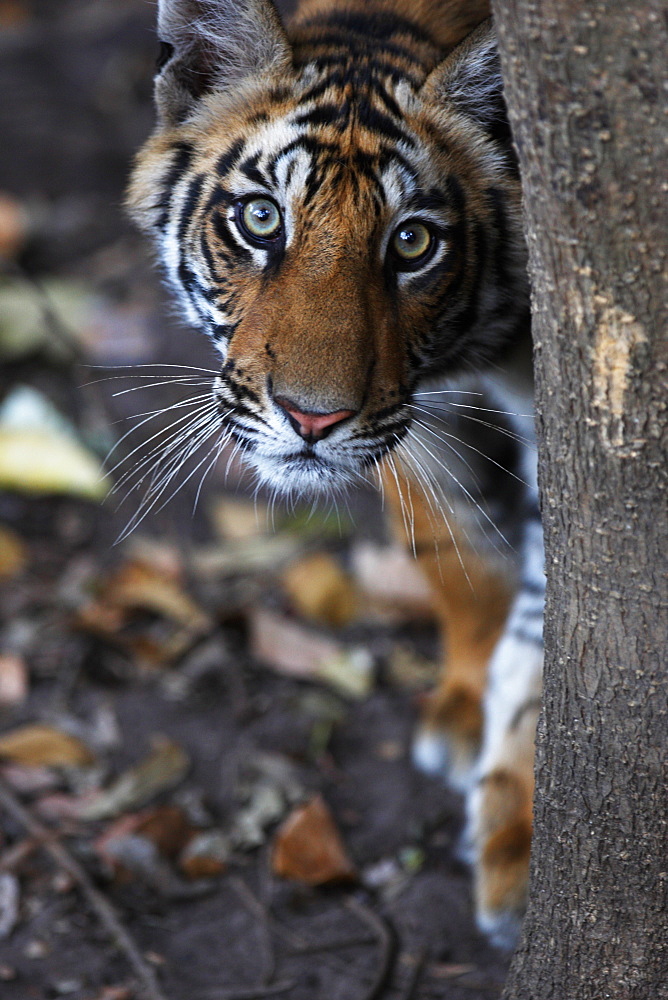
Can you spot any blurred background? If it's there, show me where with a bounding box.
[0,3,509,998]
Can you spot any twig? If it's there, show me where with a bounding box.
[345,897,396,1000]
[197,981,295,1000]
[229,879,369,979]
[228,875,277,985]
[398,949,427,1000]
[0,778,169,1000]
[286,933,377,955]
[0,833,46,872]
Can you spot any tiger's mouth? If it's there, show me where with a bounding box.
[213,376,409,497]
[226,417,399,497]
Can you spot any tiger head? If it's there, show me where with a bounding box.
[127,0,529,498]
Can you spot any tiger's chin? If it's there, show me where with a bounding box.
[249,450,365,499]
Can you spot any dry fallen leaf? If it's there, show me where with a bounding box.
[0,387,105,500]
[351,542,433,616]
[135,805,195,859]
[0,192,28,259]
[92,560,210,630]
[79,739,190,821]
[0,762,61,795]
[0,723,94,768]
[249,608,374,698]
[210,497,269,541]
[191,532,304,579]
[229,752,305,851]
[180,830,229,879]
[387,646,439,693]
[282,552,360,628]
[88,988,133,1000]
[75,557,211,667]
[0,525,27,580]
[272,795,356,886]
[0,653,28,706]
[250,608,343,679]
[0,429,106,500]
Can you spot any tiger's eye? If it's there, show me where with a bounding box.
[392,221,432,263]
[241,198,282,240]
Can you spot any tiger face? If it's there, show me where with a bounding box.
[127,1,529,499]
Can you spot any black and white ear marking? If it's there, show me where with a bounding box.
[422,20,508,141]
[155,0,291,125]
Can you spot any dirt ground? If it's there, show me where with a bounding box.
[0,2,510,998]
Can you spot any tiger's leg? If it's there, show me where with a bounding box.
[468,508,544,949]
[382,462,516,791]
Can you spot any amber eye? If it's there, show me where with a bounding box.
[238,197,282,243]
[391,221,433,266]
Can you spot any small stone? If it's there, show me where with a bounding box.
[144,951,165,966]
[54,980,82,995]
[24,939,49,959]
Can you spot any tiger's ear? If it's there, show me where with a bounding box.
[422,20,508,141]
[154,0,291,125]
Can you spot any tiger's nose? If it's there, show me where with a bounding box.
[275,396,356,443]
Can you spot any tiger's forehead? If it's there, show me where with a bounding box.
[193,71,442,225]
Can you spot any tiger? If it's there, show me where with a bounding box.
[127,0,544,951]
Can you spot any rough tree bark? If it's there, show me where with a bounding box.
[490,2,668,998]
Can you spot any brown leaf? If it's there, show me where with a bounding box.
[282,552,360,628]
[78,739,190,821]
[96,560,210,630]
[351,543,433,617]
[272,795,356,886]
[0,724,94,767]
[249,608,373,697]
[135,805,195,859]
[0,192,28,258]
[250,608,345,680]
[88,988,133,1000]
[210,497,268,541]
[180,830,229,879]
[0,654,28,706]
[74,557,211,667]
[0,525,27,579]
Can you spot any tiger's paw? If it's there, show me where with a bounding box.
[412,680,483,793]
[469,768,532,951]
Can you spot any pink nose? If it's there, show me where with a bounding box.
[275,398,355,442]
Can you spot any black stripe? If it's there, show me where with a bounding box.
[297,31,426,68]
[156,142,194,230]
[212,212,252,263]
[212,323,237,343]
[300,10,438,48]
[293,103,349,129]
[239,152,267,187]
[216,138,245,179]
[295,53,423,88]
[199,229,217,280]
[519,578,545,597]
[507,625,543,647]
[357,97,414,147]
[486,187,513,290]
[177,173,205,243]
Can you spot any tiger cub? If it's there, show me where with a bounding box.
[127,0,544,950]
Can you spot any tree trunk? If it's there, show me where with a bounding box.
[490,2,668,997]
